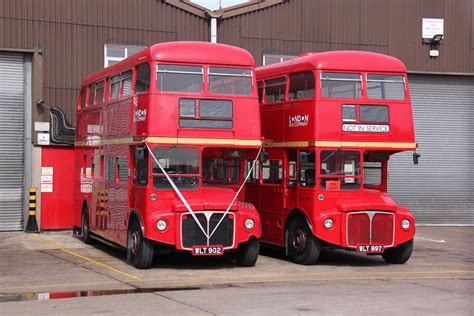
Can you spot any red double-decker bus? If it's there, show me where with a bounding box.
[74,42,262,268]
[245,51,417,265]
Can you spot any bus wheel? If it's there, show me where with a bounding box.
[236,238,260,267]
[127,221,154,269]
[81,210,93,244]
[382,239,413,264]
[287,217,320,265]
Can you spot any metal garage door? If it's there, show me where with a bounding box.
[388,75,474,225]
[0,53,25,231]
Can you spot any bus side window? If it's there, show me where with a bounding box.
[299,150,315,187]
[257,81,263,103]
[245,160,260,183]
[117,158,129,183]
[134,147,148,185]
[264,77,286,103]
[136,63,150,93]
[122,71,133,96]
[93,155,100,179]
[106,156,116,181]
[262,160,282,184]
[287,149,297,186]
[88,83,95,106]
[289,71,315,100]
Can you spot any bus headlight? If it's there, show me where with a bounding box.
[244,218,255,230]
[156,219,167,231]
[324,218,334,229]
[401,219,410,230]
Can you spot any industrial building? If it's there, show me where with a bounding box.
[0,0,472,230]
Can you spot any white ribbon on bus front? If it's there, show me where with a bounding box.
[145,141,262,242]
[208,146,262,239]
[145,142,208,238]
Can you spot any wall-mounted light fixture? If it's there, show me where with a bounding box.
[428,34,443,58]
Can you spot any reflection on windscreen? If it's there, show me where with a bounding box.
[152,147,199,190]
[209,67,252,95]
[320,150,361,190]
[157,64,203,93]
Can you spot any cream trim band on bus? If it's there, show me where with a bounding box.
[75,137,262,147]
[269,140,417,149]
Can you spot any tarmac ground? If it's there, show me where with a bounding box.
[0,227,472,314]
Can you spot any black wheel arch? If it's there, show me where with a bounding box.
[285,208,314,255]
[128,209,145,237]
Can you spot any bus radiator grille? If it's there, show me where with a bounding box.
[347,212,394,247]
[181,213,234,248]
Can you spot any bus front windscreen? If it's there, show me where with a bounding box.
[152,148,200,190]
[320,150,361,190]
[209,67,253,95]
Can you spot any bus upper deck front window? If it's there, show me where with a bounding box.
[320,150,361,190]
[209,67,253,95]
[321,72,362,99]
[157,64,203,93]
[367,74,405,100]
[152,148,199,190]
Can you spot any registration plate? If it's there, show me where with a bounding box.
[192,245,224,256]
[356,245,384,253]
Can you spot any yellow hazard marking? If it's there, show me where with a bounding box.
[32,234,141,281]
[29,188,37,193]
[28,211,36,216]
[29,203,36,208]
[29,196,36,201]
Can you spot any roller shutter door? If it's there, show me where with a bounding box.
[388,75,474,225]
[0,53,25,231]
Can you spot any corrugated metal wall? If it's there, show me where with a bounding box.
[0,0,209,124]
[0,52,25,231]
[388,75,474,225]
[218,0,473,70]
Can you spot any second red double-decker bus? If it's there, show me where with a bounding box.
[245,51,417,265]
[74,42,262,268]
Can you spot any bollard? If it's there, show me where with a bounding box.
[25,188,39,233]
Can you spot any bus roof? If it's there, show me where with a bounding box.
[82,41,255,86]
[257,51,407,79]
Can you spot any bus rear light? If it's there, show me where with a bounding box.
[156,219,167,231]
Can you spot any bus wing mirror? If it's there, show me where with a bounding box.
[413,152,420,165]
[261,150,269,163]
[135,147,145,161]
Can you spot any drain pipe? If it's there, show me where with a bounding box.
[205,10,223,43]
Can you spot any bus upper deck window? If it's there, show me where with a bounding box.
[208,67,252,95]
[122,71,133,96]
[367,74,405,100]
[157,64,203,93]
[321,72,362,99]
[110,75,121,99]
[88,83,95,106]
[264,77,286,103]
[289,71,315,100]
[257,81,263,103]
[136,63,150,93]
[95,81,105,104]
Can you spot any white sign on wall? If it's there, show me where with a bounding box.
[34,122,50,132]
[422,18,444,39]
[38,133,50,145]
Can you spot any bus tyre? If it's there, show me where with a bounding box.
[236,238,260,267]
[127,221,154,269]
[382,239,413,264]
[287,217,320,265]
[81,210,93,245]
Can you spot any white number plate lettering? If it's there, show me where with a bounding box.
[356,245,384,253]
[192,245,224,256]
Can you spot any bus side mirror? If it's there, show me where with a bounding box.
[261,150,269,163]
[413,152,420,165]
[135,147,145,161]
